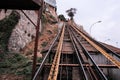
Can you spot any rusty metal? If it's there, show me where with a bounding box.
[1,0,119,79]
[69,26,107,80]
[72,25,120,69]
[32,0,44,79]
[48,24,65,80]
[68,26,88,80]
[87,65,98,80]
[32,27,61,80]
[32,8,41,79]
[94,41,120,58]
[86,65,94,80]
[71,27,107,80]
[32,22,120,80]
[36,63,117,68]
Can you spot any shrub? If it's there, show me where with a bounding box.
[41,41,48,47]
[0,10,20,50]
[58,14,66,21]
[47,30,52,34]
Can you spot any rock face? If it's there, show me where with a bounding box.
[0,1,57,52]
[0,10,6,20]
[8,10,37,51]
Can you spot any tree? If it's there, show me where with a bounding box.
[66,8,77,20]
[58,14,66,21]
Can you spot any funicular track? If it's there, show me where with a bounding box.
[33,22,120,80]
[68,25,107,80]
[71,24,120,68]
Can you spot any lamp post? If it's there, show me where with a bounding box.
[89,21,102,35]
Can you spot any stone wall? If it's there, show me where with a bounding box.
[0,10,6,20]
[0,2,57,52]
[8,10,37,52]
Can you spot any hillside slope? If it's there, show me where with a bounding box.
[0,4,58,80]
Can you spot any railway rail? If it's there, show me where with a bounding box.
[33,22,120,80]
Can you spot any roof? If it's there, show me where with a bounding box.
[0,0,41,10]
[44,0,56,7]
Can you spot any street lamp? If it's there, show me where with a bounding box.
[89,21,102,35]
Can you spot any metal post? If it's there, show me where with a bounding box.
[32,0,44,78]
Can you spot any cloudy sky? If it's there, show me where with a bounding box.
[56,0,120,48]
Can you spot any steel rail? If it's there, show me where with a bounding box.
[71,25,120,69]
[73,23,120,59]
[48,24,65,80]
[71,33,98,80]
[87,65,98,80]
[32,27,61,80]
[67,26,88,80]
[93,40,120,58]
[69,26,108,80]
[67,27,88,64]
[86,65,94,80]
[65,54,69,80]
[88,65,98,80]
[59,50,63,80]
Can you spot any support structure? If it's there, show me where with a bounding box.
[32,0,44,78]
[0,0,43,79]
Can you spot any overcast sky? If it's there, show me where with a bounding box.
[56,0,120,48]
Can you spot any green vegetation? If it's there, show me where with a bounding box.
[66,8,76,20]
[37,57,43,63]
[41,41,48,47]
[48,15,57,24]
[26,49,33,56]
[42,13,57,24]
[47,30,52,34]
[49,15,56,20]
[0,52,32,78]
[58,14,66,21]
[0,11,32,79]
[0,10,20,51]
[41,14,47,24]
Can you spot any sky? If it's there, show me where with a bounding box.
[56,0,120,48]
